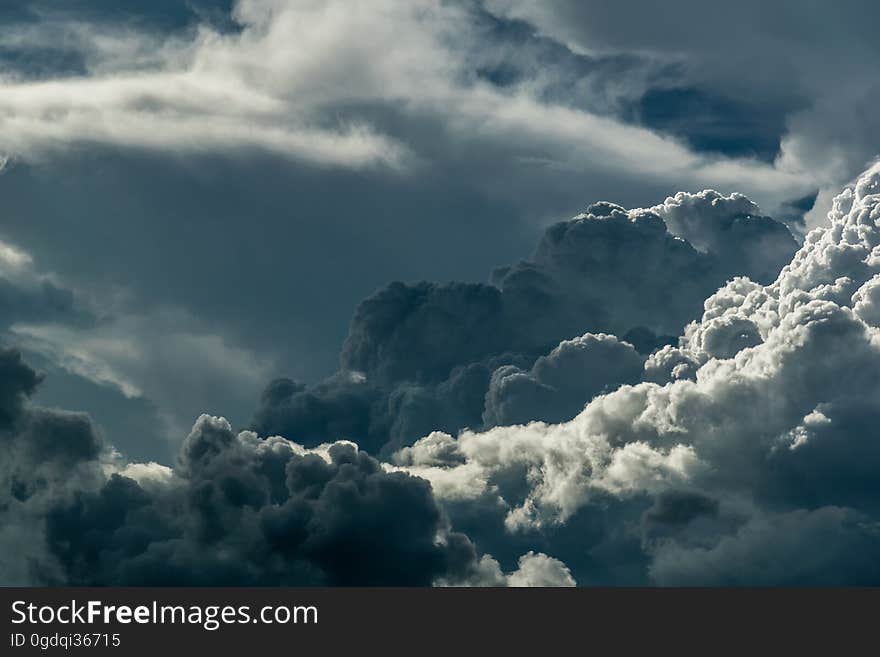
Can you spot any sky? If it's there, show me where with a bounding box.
[2,0,880,586]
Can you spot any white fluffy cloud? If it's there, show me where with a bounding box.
[441,550,576,587]
[399,164,880,583]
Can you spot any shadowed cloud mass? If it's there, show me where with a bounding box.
[2,0,880,588]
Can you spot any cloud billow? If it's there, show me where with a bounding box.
[254,192,797,457]
[46,416,470,586]
[402,164,880,585]
[11,165,880,586]
[0,350,567,586]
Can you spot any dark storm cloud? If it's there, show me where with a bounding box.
[0,353,505,586]
[46,416,477,586]
[0,347,41,428]
[255,196,796,456]
[0,348,106,584]
[0,346,566,587]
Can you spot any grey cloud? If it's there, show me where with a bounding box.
[649,190,798,283]
[0,277,87,329]
[0,0,825,465]
[4,165,876,586]
[649,507,880,586]
[482,333,643,427]
[0,237,93,334]
[485,0,880,224]
[47,417,474,585]
[256,194,795,456]
[0,359,553,585]
[0,348,106,584]
[400,165,880,585]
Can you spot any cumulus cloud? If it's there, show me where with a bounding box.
[255,192,795,456]
[0,352,568,586]
[398,164,880,584]
[46,416,468,585]
[482,333,643,427]
[0,348,106,584]
[0,368,473,584]
[440,550,576,587]
[5,164,879,586]
[650,190,798,283]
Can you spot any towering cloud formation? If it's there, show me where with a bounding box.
[254,193,796,456]
[400,164,880,584]
[9,166,880,586]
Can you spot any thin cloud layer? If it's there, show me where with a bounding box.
[485,0,880,226]
[0,241,275,454]
[0,0,816,207]
[0,237,92,332]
